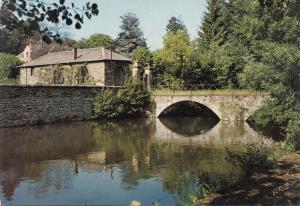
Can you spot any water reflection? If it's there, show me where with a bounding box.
[156,118,272,146]
[159,117,218,136]
[0,119,271,205]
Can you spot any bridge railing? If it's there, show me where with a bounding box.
[153,84,238,90]
[152,84,263,96]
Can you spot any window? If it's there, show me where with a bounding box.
[114,66,125,86]
[77,66,88,85]
[30,68,34,76]
[53,68,64,85]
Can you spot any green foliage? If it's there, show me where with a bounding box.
[93,78,152,119]
[93,89,120,119]
[114,13,147,57]
[0,28,23,54]
[153,30,198,87]
[272,120,300,159]
[243,42,300,134]
[226,140,274,175]
[203,40,249,87]
[116,78,152,117]
[166,16,187,34]
[194,0,300,144]
[239,42,300,91]
[81,33,112,49]
[0,52,22,83]
[132,47,153,68]
[198,0,228,50]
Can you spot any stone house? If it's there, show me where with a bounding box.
[17,47,132,86]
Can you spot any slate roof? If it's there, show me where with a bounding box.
[19,47,131,68]
[17,43,72,60]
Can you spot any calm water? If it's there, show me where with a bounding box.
[0,118,271,206]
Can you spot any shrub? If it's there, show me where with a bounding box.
[226,140,274,175]
[0,53,22,83]
[93,89,120,119]
[273,120,300,159]
[93,78,152,119]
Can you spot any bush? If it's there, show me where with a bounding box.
[93,89,120,119]
[226,140,274,175]
[0,53,22,83]
[273,120,300,159]
[93,78,152,119]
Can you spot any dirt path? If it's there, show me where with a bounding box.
[195,151,300,205]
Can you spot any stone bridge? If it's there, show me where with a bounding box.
[152,91,267,121]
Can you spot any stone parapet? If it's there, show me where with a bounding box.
[0,85,119,128]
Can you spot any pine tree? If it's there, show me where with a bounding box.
[114,13,147,57]
[198,0,228,50]
[166,17,187,34]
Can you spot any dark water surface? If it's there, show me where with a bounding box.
[0,118,272,206]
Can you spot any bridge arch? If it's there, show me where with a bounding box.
[152,93,266,121]
[155,98,222,120]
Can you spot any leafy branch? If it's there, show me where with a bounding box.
[3,0,99,44]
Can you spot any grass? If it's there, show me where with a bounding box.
[152,89,266,96]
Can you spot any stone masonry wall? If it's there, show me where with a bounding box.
[0,85,116,128]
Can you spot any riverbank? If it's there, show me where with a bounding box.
[195,151,300,205]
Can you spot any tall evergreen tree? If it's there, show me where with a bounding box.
[166,17,187,34]
[196,0,236,87]
[198,0,228,50]
[114,13,147,57]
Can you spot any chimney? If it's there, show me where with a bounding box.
[73,47,78,60]
[102,47,105,58]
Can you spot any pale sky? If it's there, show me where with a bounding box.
[69,0,208,50]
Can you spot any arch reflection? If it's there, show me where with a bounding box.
[159,117,219,136]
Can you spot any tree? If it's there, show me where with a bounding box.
[225,0,300,136]
[82,33,112,49]
[198,0,228,50]
[1,0,99,44]
[153,30,197,87]
[0,5,35,54]
[132,47,153,69]
[166,16,187,34]
[195,0,240,88]
[0,28,23,54]
[114,13,147,57]
[0,53,22,83]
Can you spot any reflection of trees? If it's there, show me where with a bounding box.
[0,122,96,164]
[26,160,74,199]
[92,119,158,189]
[91,120,242,197]
[152,143,242,205]
[160,117,219,136]
[156,143,241,191]
[0,122,97,200]
[0,119,245,204]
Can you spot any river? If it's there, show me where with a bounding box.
[0,118,273,205]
